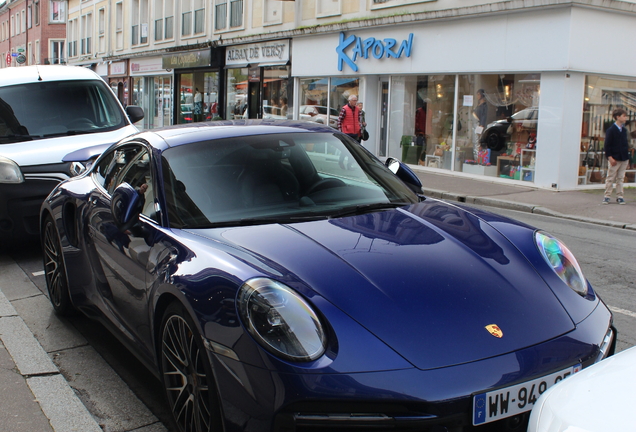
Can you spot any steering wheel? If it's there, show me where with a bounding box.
[67,118,96,129]
[305,178,346,195]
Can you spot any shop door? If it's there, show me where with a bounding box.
[379,80,389,157]
[248,81,260,119]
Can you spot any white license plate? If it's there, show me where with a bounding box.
[473,363,581,425]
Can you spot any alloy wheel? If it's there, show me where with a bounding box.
[161,313,214,432]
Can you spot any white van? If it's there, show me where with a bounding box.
[0,65,144,242]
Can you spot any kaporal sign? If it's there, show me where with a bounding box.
[336,31,414,72]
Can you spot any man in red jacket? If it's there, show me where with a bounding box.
[337,94,362,169]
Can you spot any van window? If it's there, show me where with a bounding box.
[0,79,126,142]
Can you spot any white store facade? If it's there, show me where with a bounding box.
[291,2,636,190]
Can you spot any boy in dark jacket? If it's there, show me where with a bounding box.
[603,108,629,205]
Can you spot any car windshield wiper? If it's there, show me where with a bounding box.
[41,130,97,138]
[199,215,321,228]
[327,202,411,218]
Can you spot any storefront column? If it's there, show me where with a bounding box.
[535,72,586,189]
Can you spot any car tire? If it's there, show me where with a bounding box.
[42,215,77,316]
[160,302,223,432]
[484,132,505,151]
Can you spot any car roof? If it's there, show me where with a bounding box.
[136,120,337,149]
[0,65,102,87]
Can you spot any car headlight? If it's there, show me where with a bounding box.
[238,278,327,362]
[0,156,24,184]
[535,231,588,296]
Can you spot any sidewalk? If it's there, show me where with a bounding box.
[412,168,636,230]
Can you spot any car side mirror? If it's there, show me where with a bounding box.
[385,157,423,193]
[507,116,514,123]
[126,105,145,124]
[111,183,142,230]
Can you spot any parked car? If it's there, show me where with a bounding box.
[0,65,143,243]
[299,105,339,128]
[528,345,636,432]
[41,120,614,432]
[480,107,539,151]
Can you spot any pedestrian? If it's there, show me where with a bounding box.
[602,108,630,205]
[357,101,368,139]
[193,88,203,122]
[337,94,362,169]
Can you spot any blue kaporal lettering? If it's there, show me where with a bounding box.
[337,32,413,72]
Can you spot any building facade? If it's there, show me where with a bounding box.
[15,0,636,190]
[0,0,67,68]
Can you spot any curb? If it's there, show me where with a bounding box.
[0,290,103,432]
[422,188,636,231]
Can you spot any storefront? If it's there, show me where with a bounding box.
[109,60,130,107]
[291,7,636,190]
[130,57,173,130]
[224,39,292,121]
[163,48,223,125]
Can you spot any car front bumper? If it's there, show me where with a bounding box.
[0,165,71,239]
[207,300,614,432]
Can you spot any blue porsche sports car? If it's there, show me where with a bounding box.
[41,120,615,432]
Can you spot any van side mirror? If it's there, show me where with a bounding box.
[126,105,145,124]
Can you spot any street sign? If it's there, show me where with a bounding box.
[5,52,10,65]
[17,48,24,52]
[16,54,26,64]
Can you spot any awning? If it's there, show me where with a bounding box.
[258,60,290,67]
[225,63,250,69]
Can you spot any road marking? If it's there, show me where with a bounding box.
[32,270,45,276]
[609,306,636,319]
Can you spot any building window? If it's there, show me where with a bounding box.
[35,40,40,64]
[67,19,77,57]
[154,0,174,41]
[98,9,105,53]
[182,0,204,36]
[263,0,282,25]
[50,40,65,64]
[34,1,40,26]
[50,0,66,23]
[215,0,242,30]
[28,5,32,29]
[115,2,123,50]
[80,13,92,55]
[316,0,340,17]
[21,10,26,32]
[131,0,149,45]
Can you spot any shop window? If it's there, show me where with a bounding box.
[226,68,248,119]
[178,71,220,124]
[386,74,540,182]
[298,77,358,131]
[262,66,291,120]
[580,76,636,186]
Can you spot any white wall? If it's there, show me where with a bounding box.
[534,72,586,189]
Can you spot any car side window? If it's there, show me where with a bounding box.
[94,146,140,193]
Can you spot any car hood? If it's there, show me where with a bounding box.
[0,125,138,166]
[212,200,576,370]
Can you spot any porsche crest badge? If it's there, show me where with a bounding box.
[485,324,503,338]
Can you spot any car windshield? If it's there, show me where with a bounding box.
[0,79,126,143]
[161,132,419,229]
